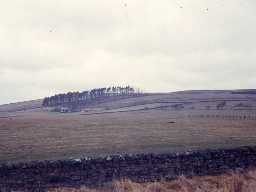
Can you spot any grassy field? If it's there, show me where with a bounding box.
[49,167,256,192]
[0,91,256,163]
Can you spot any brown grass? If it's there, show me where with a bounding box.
[49,168,256,192]
[1,93,256,163]
[1,109,256,163]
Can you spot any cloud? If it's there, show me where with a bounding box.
[0,0,256,104]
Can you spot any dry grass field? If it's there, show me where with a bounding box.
[50,167,256,192]
[0,91,256,163]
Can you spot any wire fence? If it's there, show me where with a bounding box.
[187,111,256,120]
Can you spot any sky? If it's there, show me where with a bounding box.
[1,0,256,104]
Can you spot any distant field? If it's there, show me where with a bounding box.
[0,91,256,163]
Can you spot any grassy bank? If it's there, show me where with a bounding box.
[50,168,256,192]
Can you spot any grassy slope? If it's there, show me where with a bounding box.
[0,91,256,163]
[0,99,42,113]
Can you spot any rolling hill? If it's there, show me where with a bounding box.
[0,90,256,163]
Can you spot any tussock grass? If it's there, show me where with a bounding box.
[50,168,256,192]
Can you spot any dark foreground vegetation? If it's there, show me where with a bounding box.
[52,168,256,192]
[1,146,256,191]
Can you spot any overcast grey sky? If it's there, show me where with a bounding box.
[1,0,256,104]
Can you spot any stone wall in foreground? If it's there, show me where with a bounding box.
[1,146,256,191]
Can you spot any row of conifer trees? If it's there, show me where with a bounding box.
[42,86,139,107]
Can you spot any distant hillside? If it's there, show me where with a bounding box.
[0,99,42,113]
[1,88,256,114]
[0,88,256,163]
[231,89,256,94]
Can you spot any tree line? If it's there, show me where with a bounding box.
[42,86,139,107]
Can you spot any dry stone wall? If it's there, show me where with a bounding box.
[1,146,256,191]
